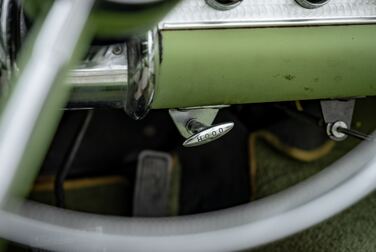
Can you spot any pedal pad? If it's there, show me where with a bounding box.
[133,150,173,217]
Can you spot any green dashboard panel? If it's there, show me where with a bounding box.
[153,25,376,109]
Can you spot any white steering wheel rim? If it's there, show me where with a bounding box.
[0,138,375,251]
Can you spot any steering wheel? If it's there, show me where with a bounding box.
[0,0,375,251]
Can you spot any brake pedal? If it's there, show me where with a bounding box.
[133,150,173,217]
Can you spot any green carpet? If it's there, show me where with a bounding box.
[252,98,376,252]
[252,139,376,252]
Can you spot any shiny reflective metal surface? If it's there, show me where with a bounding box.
[169,107,220,138]
[0,0,25,95]
[0,0,12,71]
[68,44,127,109]
[327,121,348,141]
[125,29,158,120]
[160,0,376,30]
[183,120,234,147]
[169,106,234,147]
[295,0,330,9]
[205,0,242,11]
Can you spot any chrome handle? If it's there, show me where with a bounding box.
[183,120,234,147]
[169,106,234,147]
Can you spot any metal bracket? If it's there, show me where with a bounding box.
[320,99,355,141]
[169,106,234,147]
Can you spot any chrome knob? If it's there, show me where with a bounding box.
[326,121,348,141]
[295,0,330,9]
[183,120,234,147]
[205,0,242,11]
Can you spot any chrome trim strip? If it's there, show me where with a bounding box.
[161,17,376,30]
[160,0,376,30]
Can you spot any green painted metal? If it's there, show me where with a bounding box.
[153,25,376,109]
[92,2,179,38]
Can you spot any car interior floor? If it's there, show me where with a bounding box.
[5,97,376,252]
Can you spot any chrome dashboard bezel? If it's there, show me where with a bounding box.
[160,0,376,30]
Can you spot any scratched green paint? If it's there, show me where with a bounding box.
[153,25,376,108]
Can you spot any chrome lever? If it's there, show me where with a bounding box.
[169,106,234,147]
[183,120,234,147]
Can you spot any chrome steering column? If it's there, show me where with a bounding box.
[68,29,158,120]
[125,29,158,120]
